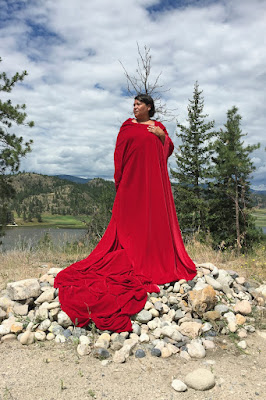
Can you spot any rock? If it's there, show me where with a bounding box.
[171,379,187,392]
[113,349,126,363]
[10,322,23,334]
[13,303,29,316]
[1,333,17,343]
[47,267,63,276]
[255,284,266,298]
[139,333,149,343]
[202,339,215,350]
[235,314,246,325]
[35,308,49,321]
[135,349,146,358]
[161,347,172,358]
[188,286,217,316]
[46,332,55,341]
[135,310,152,323]
[187,340,206,359]
[20,331,35,345]
[35,331,46,341]
[161,325,183,341]
[236,277,246,285]
[173,282,180,293]
[214,304,229,314]
[7,279,41,301]
[147,317,161,330]
[238,328,248,338]
[35,288,55,304]
[0,296,15,311]
[154,301,163,312]
[234,300,252,315]
[166,342,179,354]
[132,323,141,335]
[93,348,110,360]
[0,325,10,336]
[57,311,73,327]
[180,350,191,361]
[151,348,161,357]
[55,334,66,343]
[205,275,223,290]
[185,368,215,390]
[0,307,7,321]
[203,310,220,321]
[77,343,91,356]
[237,340,247,349]
[80,335,91,345]
[174,309,184,321]
[38,319,51,331]
[202,322,213,332]
[179,321,202,339]
[48,322,64,335]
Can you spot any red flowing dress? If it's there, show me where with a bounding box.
[54,119,196,332]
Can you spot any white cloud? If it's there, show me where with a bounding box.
[0,0,265,188]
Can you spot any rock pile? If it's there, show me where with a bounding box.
[0,263,265,369]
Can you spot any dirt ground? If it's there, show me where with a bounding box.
[1,331,266,400]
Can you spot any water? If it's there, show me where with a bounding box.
[0,227,88,252]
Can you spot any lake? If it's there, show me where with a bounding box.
[0,227,88,252]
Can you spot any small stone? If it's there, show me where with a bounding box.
[1,333,17,343]
[35,331,46,341]
[48,322,64,335]
[62,329,72,338]
[46,332,55,341]
[151,348,161,357]
[35,308,49,321]
[202,322,213,332]
[132,323,141,335]
[188,286,217,316]
[35,288,55,304]
[171,379,187,392]
[203,310,220,321]
[234,300,252,315]
[77,343,90,356]
[135,349,146,358]
[154,301,163,312]
[47,267,63,276]
[205,275,223,290]
[187,340,206,359]
[238,340,247,349]
[20,331,35,345]
[55,334,66,343]
[173,282,180,292]
[13,303,28,316]
[166,342,179,354]
[10,322,23,334]
[57,311,73,328]
[180,350,191,361]
[185,368,215,390]
[236,314,246,325]
[202,339,216,350]
[150,308,159,318]
[79,335,91,345]
[38,319,51,331]
[135,310,152,323]
[238,328,248,338]
[139,333,149,343]
[161,347,172,358]
[179,321,202,339]
[0,325,10,336]
[144,301,153,310]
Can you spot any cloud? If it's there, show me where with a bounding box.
[0,0,265,188]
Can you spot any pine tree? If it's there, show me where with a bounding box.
[209,106,261,251]
[171,82,215,236]
[0,57,34,234]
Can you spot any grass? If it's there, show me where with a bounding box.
[13,213,89,228]
[252,208,266,228]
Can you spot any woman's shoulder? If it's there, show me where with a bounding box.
[155,120,166,129]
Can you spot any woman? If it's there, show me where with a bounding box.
[54,94,196,332]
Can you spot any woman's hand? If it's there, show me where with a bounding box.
[147,125,165,144]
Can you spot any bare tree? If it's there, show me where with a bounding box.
[119,44,175,121]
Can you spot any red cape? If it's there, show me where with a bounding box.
[54,119,196,332]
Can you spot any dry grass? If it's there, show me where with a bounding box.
[0,236,265,291]
[186,236,266,283]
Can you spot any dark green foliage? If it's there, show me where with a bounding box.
[209,106,261,251]
[0,57,34,235]
[171,82,215,236]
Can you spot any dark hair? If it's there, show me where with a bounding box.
[134,94,155,118]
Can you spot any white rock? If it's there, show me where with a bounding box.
[171,379,187,392]
[79,335,92,345]
[55,334,66,343]
[135,310,152,323]
[238,340,247,349]
[57,311,73,327]
[35,331,46,341]
[0,296,15,310]
[46,332,55,341]
[179,350,191,361]
[7,279,41,301]
[35,308,49,321]
[47,268,63,276]
[154,340,165,351]
[0,325,10,336]
[77,343,90,356]
[38,319,51,331]
[144,301,153,310]
[202,339,216,350]
[161,325,183,342]
[35,288,55,304]
[187,340,206,359]
[139,333,149,343]
[185,368,215,390]
[173,282,181,293]
[20,331,35,345]
[205,275,223,290]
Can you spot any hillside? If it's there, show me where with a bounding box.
[7,173,116,226]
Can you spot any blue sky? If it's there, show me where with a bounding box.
[0,0,266,189]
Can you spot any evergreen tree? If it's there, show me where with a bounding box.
[0,57,34,234]
[209,106,261,251]
[171,82,215,236]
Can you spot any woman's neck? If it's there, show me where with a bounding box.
[135,117,150,124]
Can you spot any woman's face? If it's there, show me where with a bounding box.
[133,99,151,120]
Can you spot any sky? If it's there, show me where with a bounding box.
[0,0,266,189]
